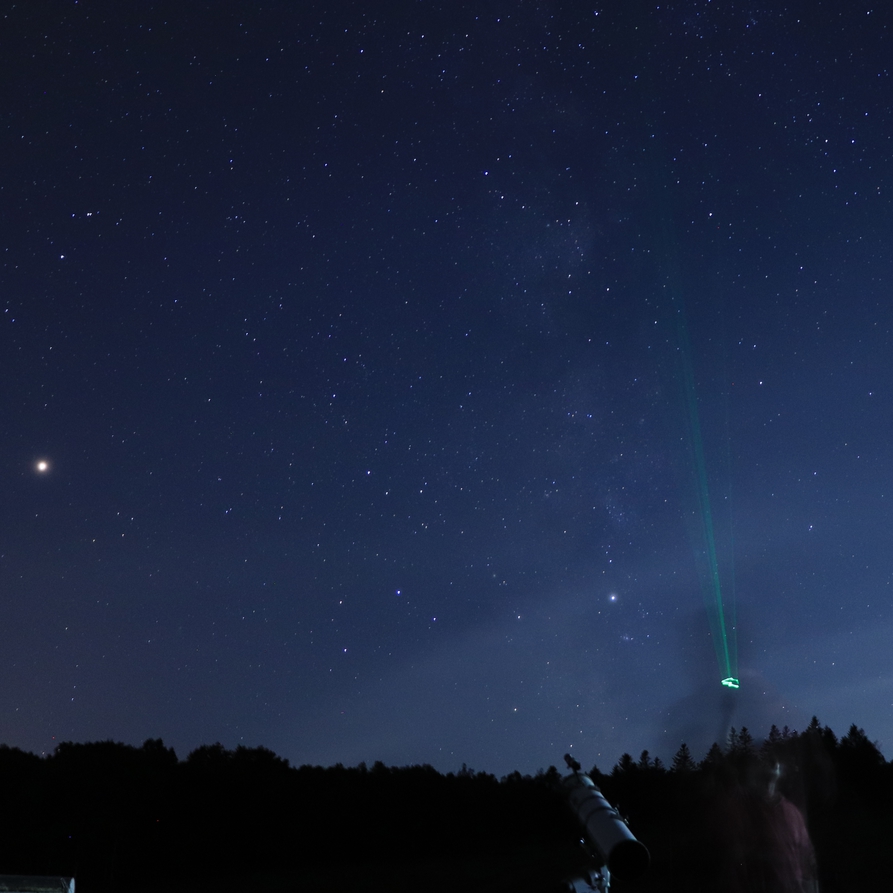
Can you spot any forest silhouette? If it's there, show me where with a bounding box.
[0,718,889,892]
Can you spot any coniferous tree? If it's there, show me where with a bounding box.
[613,753,635,776]
[671,742,696,773]
[804,716,823,743]
[820,724,839,752]
[702,742,724,768]
[727,726,740,751]
[840,724,884,769]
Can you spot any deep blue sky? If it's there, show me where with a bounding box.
[3,0,892,774]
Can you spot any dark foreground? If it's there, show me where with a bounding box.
[1,719,891,892]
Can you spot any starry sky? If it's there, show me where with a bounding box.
[3,0,892,775]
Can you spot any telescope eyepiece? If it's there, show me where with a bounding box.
[564,753,582,772]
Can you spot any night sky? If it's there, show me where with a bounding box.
[4,1,892,776]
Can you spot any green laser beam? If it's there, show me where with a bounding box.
[673,302,738,688]
[640,132,738,688]
[721,386,739,680]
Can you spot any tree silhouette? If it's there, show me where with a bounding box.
[0,722,888,892]
[671,742,696,773]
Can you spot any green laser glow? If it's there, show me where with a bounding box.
[643,141,738,690]
[673,302,739,690]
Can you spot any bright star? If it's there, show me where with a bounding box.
[35,459,50,474]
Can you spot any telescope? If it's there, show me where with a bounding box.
[561,755,650,891]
